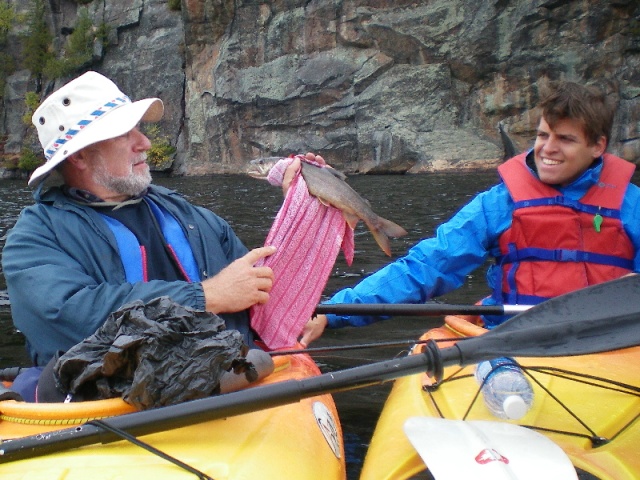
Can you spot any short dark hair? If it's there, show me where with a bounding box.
[538,81,615,147]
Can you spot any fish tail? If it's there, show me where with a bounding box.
[371,229,393,257]
[370,218,408,256]
[381,218,408,238]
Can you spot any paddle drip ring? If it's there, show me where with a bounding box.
[424,339,444,387]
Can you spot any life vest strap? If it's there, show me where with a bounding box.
[513,196,621,219]
[497,247,634,270]
[100,214,146,283]
[501,292,548,308]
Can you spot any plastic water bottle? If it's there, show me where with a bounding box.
[475,357,533,420]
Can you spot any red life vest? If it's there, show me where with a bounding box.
[495,153,635,305]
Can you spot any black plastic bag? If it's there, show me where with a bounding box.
[54,297,252,410]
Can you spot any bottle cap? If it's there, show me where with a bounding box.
[503,395,528,420]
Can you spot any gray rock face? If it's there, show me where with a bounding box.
[1,0,639,175]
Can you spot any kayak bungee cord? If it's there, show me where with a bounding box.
[88,419,213,480]
[524,366,640,446]
[527,365,640,395]
[269,336,457,356]
[426,362,640,447]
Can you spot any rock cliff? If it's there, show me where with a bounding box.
[2,0,639,175]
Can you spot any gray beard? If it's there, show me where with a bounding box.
[93,155,152,197]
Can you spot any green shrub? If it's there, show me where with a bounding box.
[44,9,95,78]
[145,125,176,167]
[0,2,15,43]
[17,148,43,172]
[23,0,54,79]
[0,52,14,98]
[0,2,15,95]
[96,22,111,47]
[22,91,41,125]
[168,0,181,11]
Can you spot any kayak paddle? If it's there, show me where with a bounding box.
[1,275,639,462]
[315,303,532,317]
[403,418,578,480]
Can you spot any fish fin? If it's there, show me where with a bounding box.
[324,166,348,181]
[342,212,360,230]
[316,196,331,207]
[378,217,408,239]
[369,218,408,256]
[371,229,392,257]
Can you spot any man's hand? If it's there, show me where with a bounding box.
[282,152,327,195]
[202,246,276,314]
[299,314,328,347]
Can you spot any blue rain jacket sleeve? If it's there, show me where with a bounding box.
[324,183,514,328]
[2,185,249,365]
[324,160,640,329]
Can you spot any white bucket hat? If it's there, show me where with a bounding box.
[29,71,164,186]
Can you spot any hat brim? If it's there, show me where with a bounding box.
[28,98,164,187]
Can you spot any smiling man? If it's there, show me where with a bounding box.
[533,85,609,186]
[301,80,640,346]
[2,71,287,400]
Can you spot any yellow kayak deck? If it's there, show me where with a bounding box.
[361,316,640,480]
[0,354,346,480]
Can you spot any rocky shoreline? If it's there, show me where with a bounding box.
[1,1,638,176]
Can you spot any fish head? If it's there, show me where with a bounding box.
[246,157,283,179]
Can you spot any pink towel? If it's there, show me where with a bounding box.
[250,156,355,350]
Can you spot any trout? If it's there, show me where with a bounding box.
[248,157,408,256]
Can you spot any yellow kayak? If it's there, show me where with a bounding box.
[361,315,640,480]
[0,353,346,479]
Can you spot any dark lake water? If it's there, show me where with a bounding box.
[0,168,599,479]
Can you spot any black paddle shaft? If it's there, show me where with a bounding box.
[0,347,445,463]
[2,276,640,463]
[314,303,529,317]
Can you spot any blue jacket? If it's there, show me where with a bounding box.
[2,184,250,365]
[324,155,640,328]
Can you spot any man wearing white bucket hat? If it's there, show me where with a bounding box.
[27,71,165,189]
[2,71,311,401]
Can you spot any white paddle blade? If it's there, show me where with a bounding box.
[403,417,578,480]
